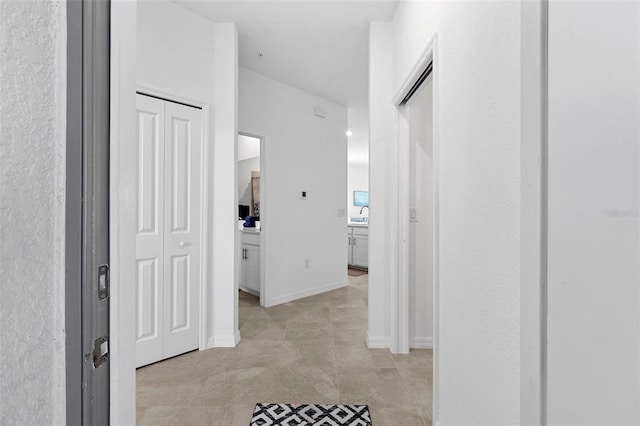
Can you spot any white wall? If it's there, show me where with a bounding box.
[137,0,239,346]
[238,134,260,161]
[347,163,369,219]
[370,1,521,423]
[347,105,370,164]
[367,22,394,349]
[547,2,640,424]
[0,1,67,423]
[407,78,434,349]
[239,67,348,307]
[238,156,260,209]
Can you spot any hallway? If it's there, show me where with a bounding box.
[136,274,433,425]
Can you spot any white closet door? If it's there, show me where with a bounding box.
[162,101,201,360]
[135,95,165,367]
[135,94,202,367]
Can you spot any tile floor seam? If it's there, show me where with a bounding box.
[327,292,341,406]
[391,353,427,426]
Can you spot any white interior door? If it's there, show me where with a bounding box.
[135,94,202,367]
[162,101,201,360]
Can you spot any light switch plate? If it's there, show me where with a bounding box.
[409,207,419,222]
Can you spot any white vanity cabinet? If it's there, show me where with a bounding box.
[239,231,260,295]
[347,226,368,268]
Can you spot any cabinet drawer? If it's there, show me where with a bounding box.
[352,227,369,237]
[241,231,260,246]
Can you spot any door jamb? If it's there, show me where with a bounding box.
[391,32,440,421]
[136,85,212,352]
[65,0,83,423]
[109,1,137,423]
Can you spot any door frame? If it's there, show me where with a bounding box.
[109,1,137,422]
[391,32,440,419]
[66,0,111,423]
[135,86,211,353]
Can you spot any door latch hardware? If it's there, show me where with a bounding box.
[98,264,109,300]
[93,336,109,368]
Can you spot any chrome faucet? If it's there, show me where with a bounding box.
[359,205,369,215]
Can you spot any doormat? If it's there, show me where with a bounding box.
[348,268,368,277]
[250,403,372,426]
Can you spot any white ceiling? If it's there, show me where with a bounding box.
[173,0,398,108]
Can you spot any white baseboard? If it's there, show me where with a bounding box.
[409,337,433,349]
[239,285,259,297]
[366,332,389,349]
[206,331,240,348]
[265,280,348,307]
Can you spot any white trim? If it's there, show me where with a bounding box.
[392,32,440,423]
[109,1,137,423]
[207,331,240,348]
[366,334,390,349]
[410,337,434,349]
[265,280,348,307]
[520,1,547,424]
[135,86,212,354]
[396,104,410,355]
[392,36,436,106]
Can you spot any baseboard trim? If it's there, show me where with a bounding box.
[265,280,348,307]
[366,333,389,349]
[409,337,433,349]
[239,285,259,297]
[207,332,240,348]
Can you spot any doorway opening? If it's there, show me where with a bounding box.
[392,33,439,420]
[237,133,265,308]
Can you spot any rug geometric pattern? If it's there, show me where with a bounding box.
[251,403,372,426]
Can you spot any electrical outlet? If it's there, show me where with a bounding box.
[305,259,310,269]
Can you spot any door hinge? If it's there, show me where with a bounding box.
[98,264,109,300]
[92,336,109,368]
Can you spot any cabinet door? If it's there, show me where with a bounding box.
[352,234,368,268]
[245,245,260,293]
[348,232,353,265]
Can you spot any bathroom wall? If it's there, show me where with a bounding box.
[238,157,260,210]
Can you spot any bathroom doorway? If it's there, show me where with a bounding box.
[237,133,265,307]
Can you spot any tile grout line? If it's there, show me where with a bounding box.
[390,349,428,426]
[327,287,341,406]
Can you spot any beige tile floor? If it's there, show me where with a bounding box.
[137,274,433,425]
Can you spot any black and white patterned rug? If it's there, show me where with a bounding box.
[250,403,372,426]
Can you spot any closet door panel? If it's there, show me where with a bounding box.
[162,102,202,358]
[135,94,165,367]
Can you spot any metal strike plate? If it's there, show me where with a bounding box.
[98,264,109,300]
[92,336,109,368]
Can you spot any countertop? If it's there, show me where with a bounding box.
[348,222,369,228]
[239,227,260,234]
